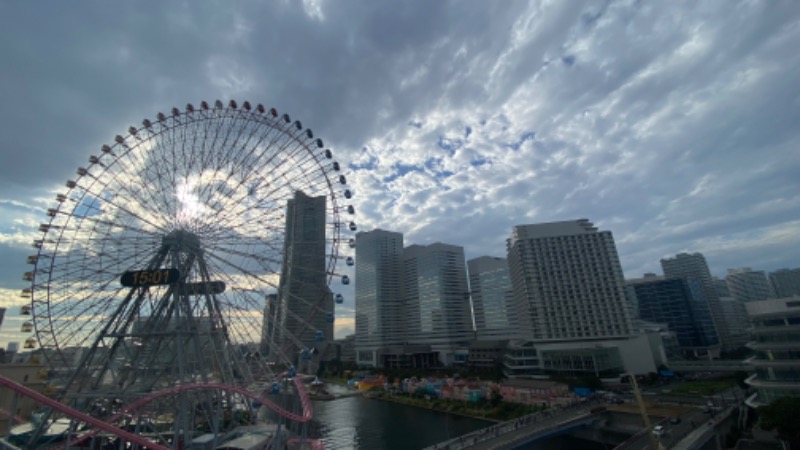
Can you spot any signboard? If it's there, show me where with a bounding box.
[121,269,180,287]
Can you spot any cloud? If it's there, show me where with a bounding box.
[1,0,799,350]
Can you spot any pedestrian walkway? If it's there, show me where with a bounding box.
[423,400,603,450]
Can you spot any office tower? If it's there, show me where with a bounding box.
[726,268,775,303]
[507,219,633,341]
[768,268,800,298]
[274,191,332,357]
[660,252,729,351]
[468,256,519,340]
[404,243,473,365]
[627,277,720,358]
[744,298,800,407]
[354,229,405,367]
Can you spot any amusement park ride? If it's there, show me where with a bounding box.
[2,100,356,449]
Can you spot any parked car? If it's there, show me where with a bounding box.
[669,416,681,424]
[652,425,665,438]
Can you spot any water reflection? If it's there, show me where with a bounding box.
[309,383,491,449]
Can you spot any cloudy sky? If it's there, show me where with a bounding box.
[1,0,798,347]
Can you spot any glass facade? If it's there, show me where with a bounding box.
[404,243,472,363]
[354,229,405,366]
[468,256,517,339]
[630,277,719,352]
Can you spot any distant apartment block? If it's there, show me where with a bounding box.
[661,252,731,351]
[726,267,775,303]
[467,256,519,340]
[769,268,800,298]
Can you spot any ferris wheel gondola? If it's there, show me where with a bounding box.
[22,100,356,449]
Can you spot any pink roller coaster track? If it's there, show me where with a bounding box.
[1,375,314,449]
[0,375,168,450]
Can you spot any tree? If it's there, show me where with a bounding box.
[758,397,800,450]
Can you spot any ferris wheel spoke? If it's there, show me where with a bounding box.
[93,145,176,226]
[25,101,355,442]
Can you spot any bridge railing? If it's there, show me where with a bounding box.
[423,399,604,450]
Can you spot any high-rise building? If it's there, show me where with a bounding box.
[627,276,720,358]
[260,294,278,356]
[660,252,730,351]
[713,277,731,298]
[719,297,750,349]
[273,191,332,360]
[726,267,775,303]
[468,256,519,340]
[404,243,473,365]
[507,219,633,341]
[768,268,800,298]
[354,229,405,367]
[744,297,800,407]
[503,220,664,378]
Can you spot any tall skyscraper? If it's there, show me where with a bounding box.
[768,268,800,298]
[404,243,473,365]
[507,219,633,341]
[726,267,775,303]
[467,256,518,340]
[354,229,405,367]
[272,191,332,359]
[660,252,730,351]
[627,276,720,358]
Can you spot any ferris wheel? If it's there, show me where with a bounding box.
[20,100,356,448]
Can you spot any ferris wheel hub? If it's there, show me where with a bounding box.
[162,229,201,251]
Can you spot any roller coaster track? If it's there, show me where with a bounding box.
[0,375,314,450]
[0,375,168,450]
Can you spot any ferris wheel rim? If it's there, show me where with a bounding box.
[24,100,355,379]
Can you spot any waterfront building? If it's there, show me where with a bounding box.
[504,219,661,377]
[744,297,800,407]
[768,268,800,298]
[507,219,634,341]
[498,379,570,407]
[726,267,775,303]
[354,229,405,368]
[403,242,473,366]
[660,252,730,351]
[467,339,509,373]
[627,276,720,358]
[274,191,333,362]
[467,256,519,340]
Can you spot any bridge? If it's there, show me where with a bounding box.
[427,387,747,450]
[422,401,608,450]
[667,360,753,373]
